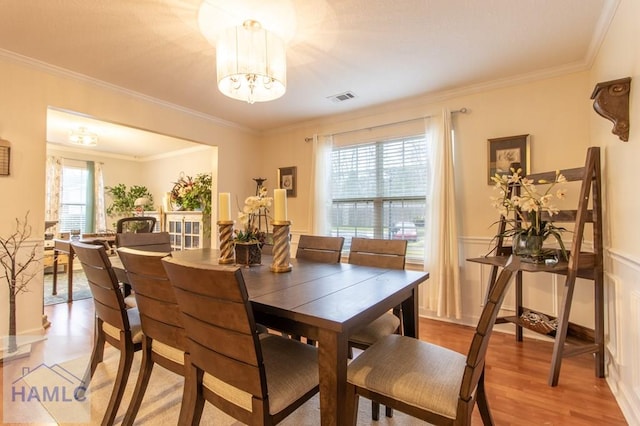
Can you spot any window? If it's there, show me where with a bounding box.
[59,160,94,233]
[330,135,429,261]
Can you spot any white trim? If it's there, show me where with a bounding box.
[0,49,255,135]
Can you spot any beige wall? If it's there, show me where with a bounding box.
[588,0,639,422]
[0,56,258,337]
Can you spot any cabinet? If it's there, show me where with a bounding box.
[164,211,211,251]
[468,147,603,386]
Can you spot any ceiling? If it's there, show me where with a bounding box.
[0,0,615,156]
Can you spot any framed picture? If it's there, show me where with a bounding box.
[277,166,297,197]
[0,140,10,176]
[487,134,530,184]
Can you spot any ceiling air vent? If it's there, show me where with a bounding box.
[327,91,357,103]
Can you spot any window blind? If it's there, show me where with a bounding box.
[331,135,429,261]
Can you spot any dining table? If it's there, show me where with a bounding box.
[113,248,429,426]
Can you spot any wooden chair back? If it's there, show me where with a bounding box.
[458,256,519,413]
[116,247,184,352]
[116,231,172,252]
[348,237,407,270]
[72,241,129,331]
[116,216,157,233]
[296,235,344,263]
[161,258,270,415]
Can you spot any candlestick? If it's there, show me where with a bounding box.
[217,220,235,264]
[274,188,287,222]
[219,192,231,221]
[270,220,292,273]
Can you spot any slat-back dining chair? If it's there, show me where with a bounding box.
[114,231,172,306]
[116,247,186,426]
[162,257,320,425]
[347,236,408,420]
[71,241,143,426]
[116,216,156,233]
[115,231,172,252]
[345,256,520,425]
[293,235,345,345]
[295,235,345,263]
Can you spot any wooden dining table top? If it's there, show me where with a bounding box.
[111,247,429,425]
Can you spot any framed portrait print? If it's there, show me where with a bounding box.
[487,134,530,184]
[277,166,297,197]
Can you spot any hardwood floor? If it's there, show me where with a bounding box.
[2,299,628,425]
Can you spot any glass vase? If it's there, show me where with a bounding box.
[513,234,546,263]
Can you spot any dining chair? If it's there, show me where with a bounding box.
[292,235,345,345]
[115,231,172,252]
[71,241,143,426]
[114,231,172,304]
[162,257,320,425]
[345,255,519,425]
[116,216,157,233]
[347,236,408,420]
[115,247,187,426]
[295,234,345,263]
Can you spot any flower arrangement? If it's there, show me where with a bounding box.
[234,187,272,244]
[490,167,568,260]
[171,173,212,213]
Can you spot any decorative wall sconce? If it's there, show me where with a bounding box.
[590,77,631,142]
[0,139,10,176]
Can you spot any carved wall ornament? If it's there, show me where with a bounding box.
[590,77,631,142]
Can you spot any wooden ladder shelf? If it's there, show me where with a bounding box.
[468,146,604,386]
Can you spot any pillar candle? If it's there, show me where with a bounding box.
[218,192,231,221]
[274,188,287,221]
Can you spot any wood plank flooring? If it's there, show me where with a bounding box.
[2,299,628,425]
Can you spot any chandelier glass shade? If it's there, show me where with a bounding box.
[69,127,98,146]
[216,20,286,104]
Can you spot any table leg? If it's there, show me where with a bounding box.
[401,287,419,338]
[67,248,74,303]
[317,328,349,426]
[52,249,59,295]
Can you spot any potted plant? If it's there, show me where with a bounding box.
[170,173,212,213]
[105,184,154,228]
[489,167,568,262]
[233,187,272,266]
[0,212,39,357]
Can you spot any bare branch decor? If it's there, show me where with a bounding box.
[0,212,40,355]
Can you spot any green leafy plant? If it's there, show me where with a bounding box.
[489,168,568,260]
[105,184,154,216]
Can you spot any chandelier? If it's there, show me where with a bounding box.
[216,20,286,104]
[68,127,98,146]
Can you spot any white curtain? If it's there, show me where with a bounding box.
[424,109,461,319]
[94,162,107,232]
[309,134,334,235]
[45,155,62,233]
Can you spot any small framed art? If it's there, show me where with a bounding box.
[0,140,10,176]
[277,166,297,197]
[487,134,530,184]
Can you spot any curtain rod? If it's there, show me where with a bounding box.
[57,155,104,165]
[304,107,467,142]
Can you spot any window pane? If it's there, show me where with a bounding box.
[59,162,89,233]
[331,135,429,262]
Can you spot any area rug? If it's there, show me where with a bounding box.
[17,348,424,425]
[43,270,93,306]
